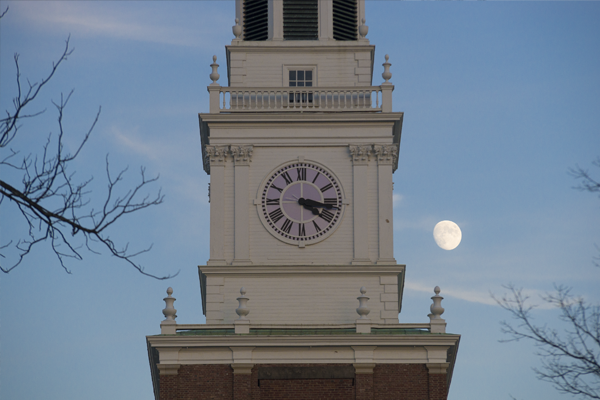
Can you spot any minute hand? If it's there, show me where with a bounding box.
[299,198,339,210]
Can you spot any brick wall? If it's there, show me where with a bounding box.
[159,365,233,400]
[158,363,448,400]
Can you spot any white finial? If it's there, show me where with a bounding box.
[162,287,177,322]
[356,287,370,319]
[429,286,445,320]
[232,18,242,39]
[382,54,392,84]
[236,287,250,320]
[210,55,220,85]
[359,18,369,38]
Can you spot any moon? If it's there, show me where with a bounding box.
[433,220,462,250]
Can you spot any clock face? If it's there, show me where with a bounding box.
[259,161,345,246]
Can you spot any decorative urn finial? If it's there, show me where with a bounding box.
[382,54,392,83]
[210,55,220,85]
[429,286,445,320]
[232,18,242,39]
[235,287,250,320]
[356,287,371,319]
[162,287,177,322]
[359,18,369,38]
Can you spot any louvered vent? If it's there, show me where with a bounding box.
[244,0,268,41]
[283,0,318,40]
[333,0,357,41]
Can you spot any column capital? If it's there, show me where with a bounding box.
[373,144,398,166]
[349,144,372,165]
[231,145,253,166]
[204,145,230,173]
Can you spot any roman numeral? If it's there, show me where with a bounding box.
[266,198,279,205]
[320,183,333,192]
[281,171,293,185]
[312,172,320,184]
[320,209,335,223]
[324,198,337,205]
[298,223,306,237]
[269,208,284,223]
[281,218,293,234]
[271,184,284,193]
[313,221,321,233]
[296,168,307,181]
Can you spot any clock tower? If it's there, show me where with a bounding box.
[147,2,460,399]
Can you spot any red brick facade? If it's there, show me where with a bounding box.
[159,364,448,400]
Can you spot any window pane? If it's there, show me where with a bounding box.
[306,82,312,87]
[289,82,296,87]
[289,71,296,80]
[306,71,312,80]
[297,82,304,87]
[298,71,304,80]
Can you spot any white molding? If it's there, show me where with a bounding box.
[232,363,254,374]
[426,363,450,375]
[353,363,376,374]
[200,264,402,275]
[157,364,180,375]
[149,334,460,349]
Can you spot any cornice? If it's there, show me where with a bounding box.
[146,333,461,349]
[226,43,375,52]
[198,112,403,124]
[198,264,405,275]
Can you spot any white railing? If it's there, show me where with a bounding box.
[208,85,393,113]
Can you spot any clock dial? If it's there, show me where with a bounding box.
[259,161,344,245]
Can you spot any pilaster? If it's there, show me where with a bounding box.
[349,145,372,264]
[319,0,334,40]
[373,144,398,264]
[231,145,253,265]
[268,0,283,41]
[206,145,230,265]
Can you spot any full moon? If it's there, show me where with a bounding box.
[433,220,462,250]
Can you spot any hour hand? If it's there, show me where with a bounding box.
[298,197,339,210]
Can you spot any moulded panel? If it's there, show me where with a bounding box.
[220,274,385,324]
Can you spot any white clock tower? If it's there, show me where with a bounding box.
[199,0,403,326]
[147,2,459,399]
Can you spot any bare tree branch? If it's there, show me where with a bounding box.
[0,34,175,279]
[493,285,600,399]
[570,157,600,198]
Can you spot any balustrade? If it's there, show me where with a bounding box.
[210,86,386,113]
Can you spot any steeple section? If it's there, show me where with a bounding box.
[228,0,373,88]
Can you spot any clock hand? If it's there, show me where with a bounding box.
[299,198,339,210]
[297,199,321,215]
[303,204,321,215]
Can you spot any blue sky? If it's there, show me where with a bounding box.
[1,1,599,399]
